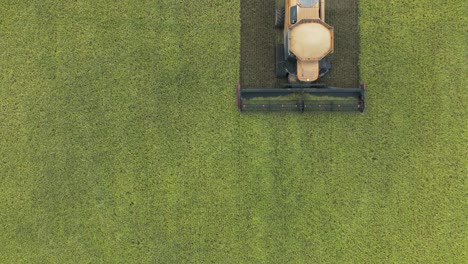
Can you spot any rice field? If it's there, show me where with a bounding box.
[0,0,466,263]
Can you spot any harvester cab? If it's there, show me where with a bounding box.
[238,0,366,113]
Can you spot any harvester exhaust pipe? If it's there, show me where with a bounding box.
[320,0,325,22]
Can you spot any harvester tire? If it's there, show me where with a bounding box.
[275,44,287,78]
[319,58,332,78]
[275,7,285,28]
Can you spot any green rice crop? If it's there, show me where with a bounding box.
[0,0,465,263]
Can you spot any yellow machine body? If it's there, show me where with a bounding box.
[284,0,334,82]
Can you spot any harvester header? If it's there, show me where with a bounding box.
[237,84,366,113]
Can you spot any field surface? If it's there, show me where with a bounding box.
[1,0,466,263]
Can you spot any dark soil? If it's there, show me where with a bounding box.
[240,0,360,88]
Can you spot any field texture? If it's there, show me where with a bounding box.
[1,0,467,263]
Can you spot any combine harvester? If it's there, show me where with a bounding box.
[237,0,366,113]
